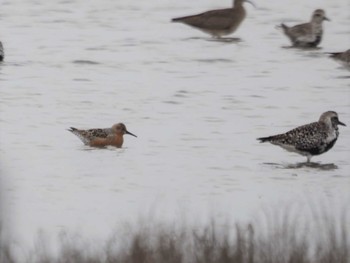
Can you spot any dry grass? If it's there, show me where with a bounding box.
[1,208,349,263]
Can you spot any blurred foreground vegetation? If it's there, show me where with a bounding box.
[0,207,349,263]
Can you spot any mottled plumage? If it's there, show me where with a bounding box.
[258,111,346,162]
[0,42,4,61]
[68,123,137,148]
[280,9,329,47]
[328,49,350,67]
[172,0,254,38]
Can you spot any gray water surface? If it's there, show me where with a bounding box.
[0,0,349,253]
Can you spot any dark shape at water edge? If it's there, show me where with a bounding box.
[72,60,100,65]
[285,162,338,170]
[181,36,242,43]
[206,37,242,43]
[263,162,338,171]
[0,41,4,62]
[281,45,322,50]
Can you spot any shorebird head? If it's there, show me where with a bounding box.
[319,111,346,129]
[312,9,330,23]
[112,123,137,137]
[235,0,256,8]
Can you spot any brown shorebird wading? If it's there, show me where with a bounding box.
[328,49,350,67]
[172,0,254,38]
[68,123,137,148]
[257,111,346,163]
[280,9,330,48]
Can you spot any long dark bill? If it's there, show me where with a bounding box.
[126,130,137,137]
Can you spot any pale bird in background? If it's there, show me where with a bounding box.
[172,0,254,38]
[280,9,330,48]
[257,111,346,163]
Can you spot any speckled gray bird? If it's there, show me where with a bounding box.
[172,0,254,38]
[280,9,329,48]
[257,111,346,162]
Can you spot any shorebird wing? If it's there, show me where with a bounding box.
[173,9,234,30]
[68,128,92,145]
[288,23,315,42]
[259,122,323,147]
[294,135,324,152]
[286,123,328,152]
[68,127,110,145]
[87,128,110,138]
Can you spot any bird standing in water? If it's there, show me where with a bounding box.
[172,0,254,38]
[68,123,137,148]
[257,111,346,163]
[280,9,330,48]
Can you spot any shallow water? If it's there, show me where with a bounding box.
[0,0,349,254]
